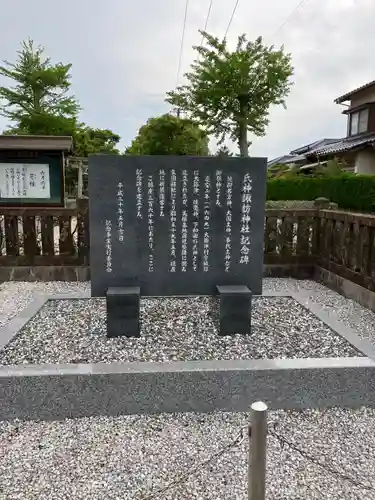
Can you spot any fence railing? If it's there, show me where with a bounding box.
[0,199,89,267]
[264,209,319,266]
[317,210,375,292]
[0,202,374,292]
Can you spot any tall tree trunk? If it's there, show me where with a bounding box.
[237,94,249,157]
[238,121,248,157]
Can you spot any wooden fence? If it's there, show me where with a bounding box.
[0,199,89,268]
[0,201,374,293]
[317,209,375,292]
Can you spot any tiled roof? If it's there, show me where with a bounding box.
[335,80,375,104]
[290,138,340,155]
[268,154,305,166]
[308,134,375,156]
[268,138,341,166]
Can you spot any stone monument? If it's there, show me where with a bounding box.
[88,156,267,337]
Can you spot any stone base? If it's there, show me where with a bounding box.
[106,286,140,338]
[216,285,252,336]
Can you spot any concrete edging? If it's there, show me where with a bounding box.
[1,357,375,421]
[0,290,374,421]
[0,291,90,352]
[315,266,375,313]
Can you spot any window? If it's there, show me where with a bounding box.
[350,112,359,135]
[358,108,369,133]
[349,108,369,135]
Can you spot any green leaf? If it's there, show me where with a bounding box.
[0,38,121,159]
[125,114,209,156]
[165,31,294,156]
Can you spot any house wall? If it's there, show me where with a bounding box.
[350,87,375,107]
[354,149,375,174]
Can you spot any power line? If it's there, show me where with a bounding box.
[223,0,241,40]
[200,0,214,48]
[176,0,190,88]
[272,0,310,37]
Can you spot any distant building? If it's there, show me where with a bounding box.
[269,79,375,174]
[308,80,375,173]
[268,139,339,167]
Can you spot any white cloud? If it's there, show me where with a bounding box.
[0,0,374,157]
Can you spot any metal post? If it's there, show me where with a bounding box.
[248,401,268,500]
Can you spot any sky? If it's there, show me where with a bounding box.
[0,0,374,160]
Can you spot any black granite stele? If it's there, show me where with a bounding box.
[106,286,140,338]
[88,155,267,337]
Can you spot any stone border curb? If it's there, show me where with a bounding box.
[1,357,374,420]
[0,290,374,420]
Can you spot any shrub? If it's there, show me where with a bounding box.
[266,174,375,212]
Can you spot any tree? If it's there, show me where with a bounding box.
[316,158,345,177]
[64,126,121,195]
[166,31,294,156]
[74,126,121,156]
[215,145,233,157]
[125,113,209,155]
[0,39,121,158]
[0,39,80,135]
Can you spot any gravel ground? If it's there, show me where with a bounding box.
[0,281,87,331]
[0,294,360,365]
[1,278,374,347]
[0,407,374,500]
[0,280,374,499]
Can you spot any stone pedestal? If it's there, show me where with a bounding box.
[216,285,252,336]
[106,286,140,338]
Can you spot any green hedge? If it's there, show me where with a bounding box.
[266,174,375,212]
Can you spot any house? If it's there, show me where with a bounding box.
[306,80,375,173]
[269,80,375,174]
[268,139,339,167]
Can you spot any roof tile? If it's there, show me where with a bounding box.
[310,134,375,156]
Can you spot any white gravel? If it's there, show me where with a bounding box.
[1,278,374,346]
[0,293,360,365]
[0,280,375,499]
[0,407,374,499]
[0,281,89,331]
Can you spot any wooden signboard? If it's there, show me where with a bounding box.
[0,135,72,207]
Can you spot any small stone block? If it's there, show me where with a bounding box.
[216,285,252,336]
[106,286,140,338]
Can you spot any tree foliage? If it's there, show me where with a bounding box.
[215,145,233,157]
[166,31,294,156]
[268,157,347,180]
[125,113,209,156]
[0,39,120,157]
[0,39,80,135]
[74,126,121,156]
[315,158,345,177]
